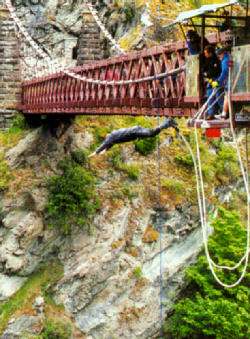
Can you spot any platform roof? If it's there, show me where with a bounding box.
[172,0,239,24]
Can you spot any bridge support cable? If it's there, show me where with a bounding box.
[86,0,173,55]
[85,1,125,54]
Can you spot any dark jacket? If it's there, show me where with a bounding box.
[203,54,221,80]
[95,118,178,154]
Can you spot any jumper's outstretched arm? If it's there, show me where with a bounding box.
[89,118,178,157]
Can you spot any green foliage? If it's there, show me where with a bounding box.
[122,1,136,23]
[174,154,194,168]
[121,184,138,201]
[123,163,140,180]
[94,126,111,145]
[167,296,249,339]
[166,208,250,339]
[41,319,72,339]
[46,157,100,235]
[0,153,11,191]
[161,178,185,195]
[133,266,143,279]
[71,149,88,166]
[10,114,28,131]
[110,147,140,180]
[174,135,239,184]
[214,144,239,183]
[134,136,157,156]
[110,183,138,203]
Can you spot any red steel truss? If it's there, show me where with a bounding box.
[20,32,249,116]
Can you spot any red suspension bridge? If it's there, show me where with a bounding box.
[4,0,250,122]
[20,32,250,118]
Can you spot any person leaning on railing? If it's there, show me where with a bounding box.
[204,46,230,120]
[203,45,221,120]
[213,47,230,120]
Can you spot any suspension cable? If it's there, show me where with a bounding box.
[85,1,125,54]
[5,0,185,85]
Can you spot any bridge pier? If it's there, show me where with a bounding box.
[0,0,21,126]
[0,0,21,110]
[77,1,104,65]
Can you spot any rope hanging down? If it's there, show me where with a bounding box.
[5,0,185,85]
[184,86,250,288]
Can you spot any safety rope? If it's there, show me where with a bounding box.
[153,1,164,333]
[5,0,185,85]
[156,121,164,336]
[190,84,250,287]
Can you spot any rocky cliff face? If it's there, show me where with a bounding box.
[1,115,234,337]
[55,215,203,338]
[0,111,244,338]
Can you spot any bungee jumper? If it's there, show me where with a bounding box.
[90,118,178,156]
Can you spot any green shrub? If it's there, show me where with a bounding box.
[121,184,138,201]
[94,126,110,144]
[134,136,157,156]
[161,178,185,195]
[133,266,143,280]
[121,163,140,180]
[166,296,249,339]
[166,208,250,338]
[46,158,100,235]
[41,319,72,339]
[110,148,140,180]
[214,144,239,181]
[0,153,11,191]
[174,153,194,168]
[10,114,28,131]
[122,1,136,23]
[71,149,88,166]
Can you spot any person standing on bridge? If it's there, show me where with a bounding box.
[203,45,222,120]
[186,30,209,55]
[214,47,231,120]
[205,47,230,120]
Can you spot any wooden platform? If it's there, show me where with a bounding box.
[187,119,230,129]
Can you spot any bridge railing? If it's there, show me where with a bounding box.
[20,31,232,116]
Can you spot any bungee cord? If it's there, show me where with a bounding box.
[180,126,249,287]
[186,86,250,287]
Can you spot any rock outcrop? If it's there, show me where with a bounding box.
[0,121,204,337]
[0,126,71,277]
[55,203,202,338]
